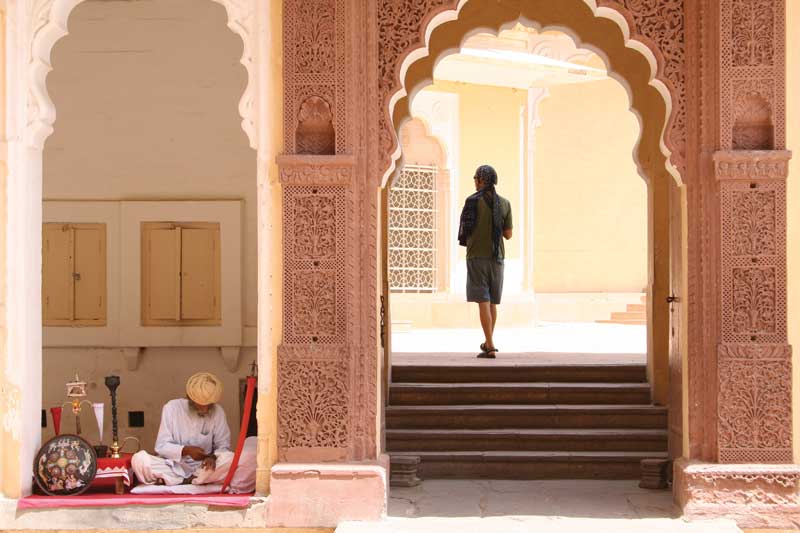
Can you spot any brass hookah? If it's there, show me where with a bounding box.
[104,375,140,458]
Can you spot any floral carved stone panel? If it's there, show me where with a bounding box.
[718,152,788,345]
[729,191,776,256]
[283,183,348,344]
[293,271,337,338]
[731,267,776,335]
[295,194,337,260]
[278,357,350,450]
[294,1,336,74]
[731,0,774,67]
[718,344,792,463]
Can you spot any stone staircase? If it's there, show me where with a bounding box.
[597,294,647,325]
[386,358,667,480]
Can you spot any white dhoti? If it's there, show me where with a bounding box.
[131,436,257,493]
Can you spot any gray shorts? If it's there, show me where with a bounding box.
[466,257,504,304]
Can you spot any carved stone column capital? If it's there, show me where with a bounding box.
[714,150,792,181]
[277,154,356,186]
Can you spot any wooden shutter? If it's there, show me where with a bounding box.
[73,225,106,323]
[180,226,219,320]
[43,224,74,323]
[143,224,181,322]
[43,223,107,326]
[142,222,220,326]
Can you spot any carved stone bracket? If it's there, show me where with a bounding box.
[121,347,143,371]
[219,346,242,372]
[675,459,800,528]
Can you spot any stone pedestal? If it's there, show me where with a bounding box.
[675,459,800,529]
[267,463,387,527]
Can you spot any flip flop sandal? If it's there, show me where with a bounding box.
[480,343,499,354]
[476,349,497,359]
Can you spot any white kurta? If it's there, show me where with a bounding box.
[132,398,232,486]
[154,398,231,477]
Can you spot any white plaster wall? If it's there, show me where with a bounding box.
[43,0,256,327]
[40,0,257,450]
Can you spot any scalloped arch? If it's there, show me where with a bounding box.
[26,0,257,149]
[379,0,683,188]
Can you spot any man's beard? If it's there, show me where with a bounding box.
[188,400,212,417]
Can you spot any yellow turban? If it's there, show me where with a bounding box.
[186,372,223,405]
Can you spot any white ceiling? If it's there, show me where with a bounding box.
[432,26,608,90]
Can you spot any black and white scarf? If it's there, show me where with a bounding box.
[458,170,504,262]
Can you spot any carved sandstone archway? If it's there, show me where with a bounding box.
[26,0,257,149]
[378,0,685,187]
[377,0,685,407]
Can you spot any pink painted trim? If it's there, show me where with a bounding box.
[17,493,253,510]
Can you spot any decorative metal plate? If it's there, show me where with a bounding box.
[33,434,97,496]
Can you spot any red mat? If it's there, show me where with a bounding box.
[18,490,252,509]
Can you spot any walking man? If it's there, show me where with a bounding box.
[458,165,513,358]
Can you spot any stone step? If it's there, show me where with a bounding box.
[386,404,667,430]
[596,319,647,325]
[610,311,646,321]
[389,450,668,480]
[386,428,668,452]
[389,382,651,405]
[392,364,647,384]
[626,303,646,313]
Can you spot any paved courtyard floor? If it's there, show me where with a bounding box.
[391,322,646,355]
[337,480,741,532]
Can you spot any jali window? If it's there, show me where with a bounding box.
[388,165,438,292]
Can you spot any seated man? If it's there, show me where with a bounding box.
[132,372,255,492]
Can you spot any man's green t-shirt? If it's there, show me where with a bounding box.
[466,194,513,259]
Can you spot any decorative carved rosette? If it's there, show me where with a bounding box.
[716,150,792,464]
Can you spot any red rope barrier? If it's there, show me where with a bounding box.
[221,375,256,493]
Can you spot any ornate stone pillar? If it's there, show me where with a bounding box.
[268,0,386,527]
[675,0,799,527]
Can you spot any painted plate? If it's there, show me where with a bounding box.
[33,434,97,496]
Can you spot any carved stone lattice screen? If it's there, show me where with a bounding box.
[715,150,792,464]
[388,165,438,293]
[714,0,791,465]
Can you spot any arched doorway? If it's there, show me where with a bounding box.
[378,0,685,476]
[0,0,282,499]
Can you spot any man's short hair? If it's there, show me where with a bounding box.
[475,165,498,185]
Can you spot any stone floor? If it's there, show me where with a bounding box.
[337,480,742,533]
[391,322,646,355]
